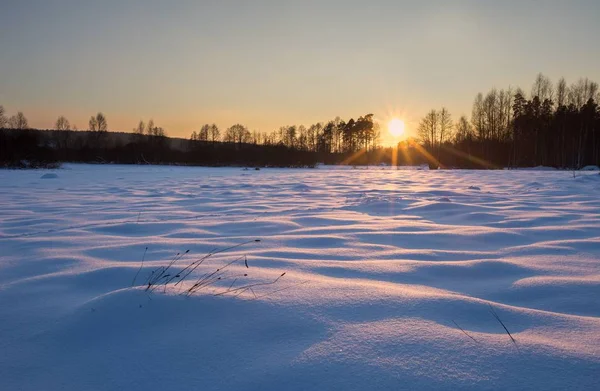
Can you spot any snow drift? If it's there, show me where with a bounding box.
[1,164,599,390]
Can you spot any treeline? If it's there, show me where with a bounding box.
[0,128,323,168]
[417,74,600,168]
[0,107,379,168]
[0,108,333,167]
[190,114,380,153]
[2,73,600,169]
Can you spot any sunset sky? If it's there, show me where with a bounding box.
[1,0,600,144]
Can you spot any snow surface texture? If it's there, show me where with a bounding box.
[1,164,599,390]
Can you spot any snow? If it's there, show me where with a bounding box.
[581,165,600,171]
[512,166,558,171]
[1,164,600,390]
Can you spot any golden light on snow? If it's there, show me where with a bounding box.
[388,118,406,138]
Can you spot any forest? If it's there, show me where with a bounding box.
[1,74,599,169]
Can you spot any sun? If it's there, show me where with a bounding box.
[388,118,405,138]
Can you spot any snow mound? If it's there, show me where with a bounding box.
[40,173,58,179]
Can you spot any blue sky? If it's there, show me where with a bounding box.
[1,0,599,143]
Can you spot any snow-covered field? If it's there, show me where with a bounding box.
[1,164,599,390]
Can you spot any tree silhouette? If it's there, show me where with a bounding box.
[209,124,220,143]
[199,124,210,141]
[454,115,473,143]
[146,119,154,135]
[9,112,28,129]
[418,110,438,149]
[531,73,554,103]
[89,116,98,131]
[0,105,6,128]
[225,124,250,144]
[438,108,453,161]
[55,116,70,131]
[96,113,107,132]
[134,120,145,136]
[88,113,107,132]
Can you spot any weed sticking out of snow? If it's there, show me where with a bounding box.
[136,240,289,299]
[489,304,519,352]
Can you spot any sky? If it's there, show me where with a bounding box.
[1,0,600,145]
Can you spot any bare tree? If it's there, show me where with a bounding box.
[568,81,583,108]
[556,77,567,107]
[134,120,145,135]
[281,125,297,148]
[155,127,166,137]
[454,115,473,143]
[567,78,598,107]
[55,116,71,131]
[89,116,98,131]
[9,112,28,129]
[251,130,262,145]
[417,110,438,149]
[589,82,599,101]
[199,124,210,141]
[55,116,72,149]
[438,107,453,146]
[471,93,485,141]
[471,88,513,144]
[531,73,554,102]
[297,125,307,150]
[146,119,155,135]
[209,124,220,143]
[264,130,278,145]
[483,89,498,141]
[307,123,322,152]
[497,88,513,141]
[225,124,250,144]
[372,121,381,150]
[0,105,6,128]
[95,113,107,132]
[144,120,166,137]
